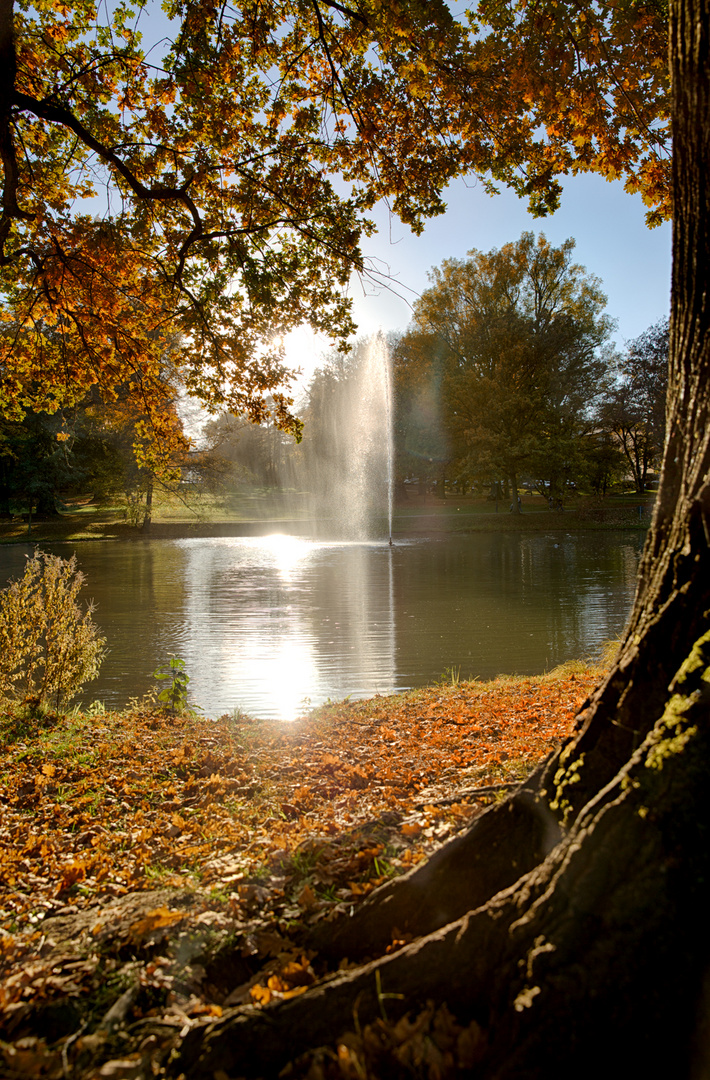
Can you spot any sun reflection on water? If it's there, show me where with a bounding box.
[260,533,311,582]
[0,532,642,718]
[230,634,318,722]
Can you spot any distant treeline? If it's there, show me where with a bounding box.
[208,234,669,506]
[2,233,667,523]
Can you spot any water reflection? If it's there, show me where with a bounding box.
[0,532,643,719]
[176,536,396,720]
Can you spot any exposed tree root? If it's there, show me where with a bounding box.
[169,634,710,1079]
[307,765,559,964]
[309,520,710,971]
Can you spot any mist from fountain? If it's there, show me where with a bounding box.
[304,333,394,542]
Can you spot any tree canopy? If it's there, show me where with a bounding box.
[0,0,670,460]
[464,0,670,223]
[0,0,468,443]
[395,232,612,503]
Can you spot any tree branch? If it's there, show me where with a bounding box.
[13,90,204,260]
[0,0,33,262]
[310,0,363,128]
[317,0,368,27]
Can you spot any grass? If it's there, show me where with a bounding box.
[0,489,657,546]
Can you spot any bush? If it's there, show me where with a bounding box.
[0,550,106,708]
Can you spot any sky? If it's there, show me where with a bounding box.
[284,170,672,388]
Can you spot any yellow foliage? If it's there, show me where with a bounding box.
[0,551,106,708]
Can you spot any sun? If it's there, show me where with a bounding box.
[281,325,330,397]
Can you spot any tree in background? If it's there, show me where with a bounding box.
[0,382,190,525]
[0,410,72,519]
[601,318,669,492]
[575,428,628,497]
[0,399,134,521]
[203,409,298,492]
[392,330,455,496]
[299,352,355,497]
[396,233,611,509]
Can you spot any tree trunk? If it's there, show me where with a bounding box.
[141,476,153,530]
[34,490,59,518]
[509,470,520,512]
[166,0,710,1074]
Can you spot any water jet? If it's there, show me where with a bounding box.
[304,333,394,542]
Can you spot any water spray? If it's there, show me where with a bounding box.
[380,330,395,547]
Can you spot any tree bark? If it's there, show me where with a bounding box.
[307,767,559,963]
[141,476,153,530]
[509,469,520,512]
[165,0,710,1073]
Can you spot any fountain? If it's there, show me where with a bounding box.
[304,333,394,541]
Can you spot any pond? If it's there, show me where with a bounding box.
[0,531,644,719]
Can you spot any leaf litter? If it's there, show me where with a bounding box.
[0,663,599,1078]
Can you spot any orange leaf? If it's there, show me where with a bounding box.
[250,984,272,1005]
[401,821,422,837]
[281,958,316,987]
[126,907,186,945]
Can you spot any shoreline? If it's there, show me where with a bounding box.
[0,504,654,546]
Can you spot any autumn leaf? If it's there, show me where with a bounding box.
[250,984,272,1006]
[281,958,316,988]
[297,884,318,910]
[401,822,423,837]
[125,907,186,946]
[0,662,602,1070]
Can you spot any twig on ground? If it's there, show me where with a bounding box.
[413,781,520,809]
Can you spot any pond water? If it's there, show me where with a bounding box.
[0,531,644,719]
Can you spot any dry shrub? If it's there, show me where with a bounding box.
[0,549,106,708]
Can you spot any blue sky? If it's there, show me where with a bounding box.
[356,173,671,343]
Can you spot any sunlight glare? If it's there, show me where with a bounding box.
[282,325,329,395]
[262,533,310,580]
[227,634,318,723]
